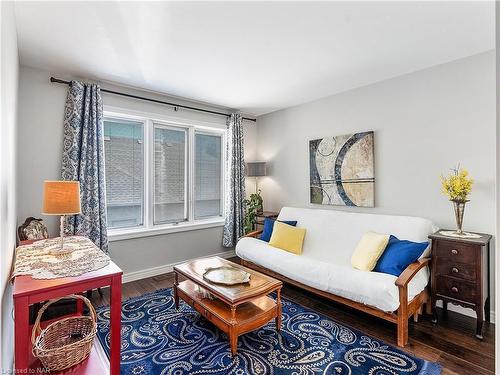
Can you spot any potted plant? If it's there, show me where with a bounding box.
[440,165,474,235]
[243,190,263,234]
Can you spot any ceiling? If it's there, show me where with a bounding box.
[14,1,495,116]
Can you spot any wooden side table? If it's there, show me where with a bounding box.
[253,211,279,230]
[429,230,491,339]
[13,261,123,374]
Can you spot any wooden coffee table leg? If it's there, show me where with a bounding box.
[230,306,238,355]
[173,272,179,309]
[276,288,282,332]
[230,329,238,356]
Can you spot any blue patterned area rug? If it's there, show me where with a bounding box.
[96,288,441,375]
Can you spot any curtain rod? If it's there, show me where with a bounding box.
[50,77,257,123]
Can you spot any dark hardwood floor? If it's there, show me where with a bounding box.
[93,259,495,375]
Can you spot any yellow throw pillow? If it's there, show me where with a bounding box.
[351,231,390,271]
[269,221,306,255]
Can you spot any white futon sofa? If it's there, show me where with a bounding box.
[236,206,437,347]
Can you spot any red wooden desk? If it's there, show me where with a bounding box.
[13,260,122,375]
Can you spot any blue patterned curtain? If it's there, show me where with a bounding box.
[223,113,246,247]
[61,81,108,252]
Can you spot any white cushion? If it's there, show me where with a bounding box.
[236,237,429,312]
[277,207,437,265]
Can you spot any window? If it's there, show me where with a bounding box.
[195,133,222,219]
[104,118,144,229]
[154,126,187,224]
[103,111,224,237]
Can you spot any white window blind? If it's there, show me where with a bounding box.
[103,118,144,229]
[154,126,187,224]
[195,133,222,219]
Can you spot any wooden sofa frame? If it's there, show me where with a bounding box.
[242,230,431,347]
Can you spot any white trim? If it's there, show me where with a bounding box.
[115,248,499,323]
[145,118,153,229]
[122,249,236,284]
[94,336,110,373]
[104,105,227,131]
[102,115,147,230]
[188,127,196,221]
[152,123,189,225]
[108,218,224,241]
[193,130,225,220]
[103,107,227,235]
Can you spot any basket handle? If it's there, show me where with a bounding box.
[31,294,97,345]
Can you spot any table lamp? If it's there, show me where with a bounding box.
[246,162,267,193]
[42,180,81,253]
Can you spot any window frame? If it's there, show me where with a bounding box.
[103,115,146,230]
[193,130,224,220]
[103,106,226,241]
[152,122,189,225]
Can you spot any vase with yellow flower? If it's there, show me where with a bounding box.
[440,165,474,235]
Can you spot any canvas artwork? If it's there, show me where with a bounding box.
[309,131,374,207]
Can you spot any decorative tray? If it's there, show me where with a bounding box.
[202,266,251,285]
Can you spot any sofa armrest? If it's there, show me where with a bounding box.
[395,258,431,288]
[244,230,263,238]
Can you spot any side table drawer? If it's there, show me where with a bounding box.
[435,241,479,263]
[436,276,477,303]
[435,261,477,281]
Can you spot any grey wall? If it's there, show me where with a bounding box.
[17,66,257,276]
[1,2,19,370]
[256,51,496,315]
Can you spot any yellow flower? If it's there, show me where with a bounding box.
[440,166,473,202]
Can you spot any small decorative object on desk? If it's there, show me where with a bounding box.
[11,236,110,279]
[32,294,97,372]
[203,266,251,285]
[18,217,49,241]
[42,180,81,255]
[440,164,474,237]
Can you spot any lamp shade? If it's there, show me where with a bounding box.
[246,162,267,177]
[42,180,81,215]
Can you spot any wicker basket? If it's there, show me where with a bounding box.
[31,294,97,372]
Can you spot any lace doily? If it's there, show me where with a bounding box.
[12,236,110,280]
[439,230,481,239]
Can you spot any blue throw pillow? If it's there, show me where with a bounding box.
[260,217,298,242]
[374,235,429,277]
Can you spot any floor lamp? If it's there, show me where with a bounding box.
[246,162,267,193]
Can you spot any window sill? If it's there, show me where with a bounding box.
[108,219,225,242]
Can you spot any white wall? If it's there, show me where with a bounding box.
[495,2,499,371]
[0,2,19,371]
[256,51,496,314]
[17,66,257,276]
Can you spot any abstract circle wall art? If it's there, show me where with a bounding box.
[309,131,375,207]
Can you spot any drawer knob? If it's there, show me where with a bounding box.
[451,267,459,273]
[451,286,459,293]
[451,249,459,255]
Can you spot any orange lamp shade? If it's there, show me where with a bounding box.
[42,180,81,215]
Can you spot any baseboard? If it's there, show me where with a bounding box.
[94,334,110,372]
[122,253,495,324]
[122,250,236,284]
[435,300,495,324]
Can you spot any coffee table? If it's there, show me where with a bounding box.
[173,256,283,355]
